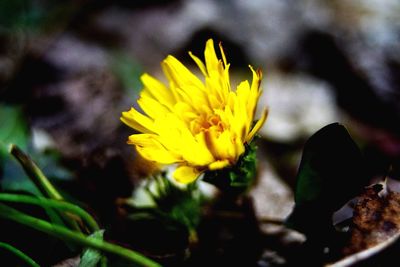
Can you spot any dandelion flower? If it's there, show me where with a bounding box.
[121,39,267,184]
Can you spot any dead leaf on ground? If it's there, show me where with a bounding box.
[344,183,400,255]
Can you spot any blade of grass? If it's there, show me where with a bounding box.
[0,193,99,233]
[9,145,83,232]
[9,145,62,200]
[0,203,162,267]
[0,241,40,267]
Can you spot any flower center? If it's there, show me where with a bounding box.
[191,114,225,135]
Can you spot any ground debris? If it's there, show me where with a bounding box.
[344,184,400,256]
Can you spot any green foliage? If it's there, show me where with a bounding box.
[203,140,258,194]
[0,193,100,233]
[0,104,72,191]
[120,175,203,260]
[2,150,73,199]
[0,104,73,198]
[0,145,160,267]
[0,0,78,33]
[0,105,35,193]
[1,156,40,194]
[0,203,160,267]
[0,105,29,158]
[0,0,44,31]
[286,123,368,238]
[34,149,72,181]
[10,145,63,200]
[79,230,105,267]
[111,52,143,99]
[0,241,39,267]
[229,141,257,187]
[131,174,203,232]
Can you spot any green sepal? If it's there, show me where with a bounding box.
[203,139,258,195]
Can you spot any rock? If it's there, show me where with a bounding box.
[250,153,294,223]
[259,70,339,142]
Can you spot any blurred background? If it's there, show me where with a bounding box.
[1,0,400,264]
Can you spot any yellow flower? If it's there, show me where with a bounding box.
[121,39,267,184]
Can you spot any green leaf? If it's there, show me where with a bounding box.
[79,230,105,267]
[0,0,73,32]
[9,145,63,200]
[8,146,87,235]
[2,156,40,195]
[0,0,42,30]
[123,175,202,254]
[0,193,100,233]
[0,105,32,191]
[230,141,257,187]
[203,140,258,195]
[143,175,202,230]
[33,149,73,181]
[0,241,39,267]
[125,210,190,257]
[0,203,161,267]
[111,52,142,99]
[286,123,367,236]
[0,105,29,159]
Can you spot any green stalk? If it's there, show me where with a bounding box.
[0,203,161,267]
[0,193,99,233]
[9,145,82,232]
[9,145,63,200]
[0,242,40,267]
[101,256,107,267]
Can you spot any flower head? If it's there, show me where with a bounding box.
[121,39,267,183]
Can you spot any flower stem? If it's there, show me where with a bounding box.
[0,203,162,267]
[0,242,40,267]
[9,145,63,200]
[0,193,100,233]
[9,145,83,232]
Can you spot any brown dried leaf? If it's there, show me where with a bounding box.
[344,184,400,256]
[52,255,80,267]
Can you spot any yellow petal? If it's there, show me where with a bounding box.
[121,38,266,181]
[121,108,155,134]
[234,81,251,138]
[173,166,201,184]
[128,134,180,164]
[180,128,215,166]
[162,55,204,90]
[137,95,169,120]
[189,51,207,76]
[206,72,226,104]
[218,41,228,67]
[204,39,219,75]
[174,102,198,123]
[208,159,230,170]
[175,85,209,113]
[246,108,268,142]
[247,66,263,118]
[205,129,235,162]
[140,73,175,108]
[154,114,215,166]
[236,80,251,106]
[249,65,262,94]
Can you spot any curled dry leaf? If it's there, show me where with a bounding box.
[328,183,400,266]
[344,184,400,255]
[52,255,80,267]
[327,232,400,267]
